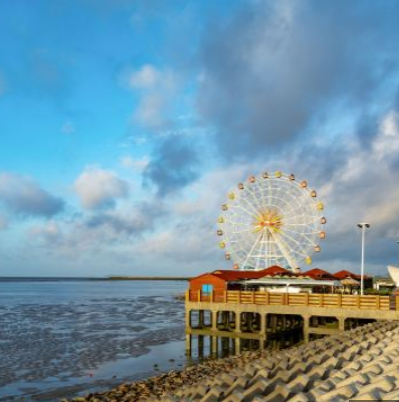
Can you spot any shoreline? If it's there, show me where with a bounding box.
[64,320,399,402]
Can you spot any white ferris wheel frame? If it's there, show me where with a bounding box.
[217,172,326,272]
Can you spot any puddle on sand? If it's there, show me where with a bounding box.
[0,339,197,402]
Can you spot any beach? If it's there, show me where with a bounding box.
[0,279,190,401]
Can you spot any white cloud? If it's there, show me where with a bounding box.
[74,166,129,210]
[129,64,159,88]
[120,155,150,172]
[29,221,62,243]
[125,64,178,129]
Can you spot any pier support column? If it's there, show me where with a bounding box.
[198,335,204,356]
[185,309,191,330]
[185,334,192,353]
[338,317,345,332]
[199,310,204,328]
[212,311,218,330]
[303,315,310,343]
[259,314,266,349]
[235,312,241,332]
[211,336,218,356]
[235,337,241,354]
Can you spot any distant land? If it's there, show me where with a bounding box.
[107,276,191,281]
[0,276,191,282]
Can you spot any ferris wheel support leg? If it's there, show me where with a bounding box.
[270,230,299,272]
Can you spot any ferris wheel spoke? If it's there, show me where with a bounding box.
[241,193,263,217]
[223,219,253,227]
[241,231,264,269]
[276,229,310,257]
[282,228,317,246]
[269,230,299,269]
[283,214,321,223]
[232,228,256,234]
[245,186,265,214]
[230,203,257,220]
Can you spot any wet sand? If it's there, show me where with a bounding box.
[0,281,187,401]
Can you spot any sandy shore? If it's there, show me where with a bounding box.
[62,349,269,402]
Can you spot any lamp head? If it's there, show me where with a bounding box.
[357,222,370,229]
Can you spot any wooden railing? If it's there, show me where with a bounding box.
[186,290,397,311]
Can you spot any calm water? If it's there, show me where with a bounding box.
[0,279,190,401]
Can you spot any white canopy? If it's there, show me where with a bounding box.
[242,278,341,287]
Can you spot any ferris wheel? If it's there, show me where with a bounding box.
[217,171,326,272]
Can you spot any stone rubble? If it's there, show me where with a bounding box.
[64,320,399,402]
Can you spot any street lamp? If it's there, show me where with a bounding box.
[357,223,370,295]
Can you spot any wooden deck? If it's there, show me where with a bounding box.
[187,290,398,311]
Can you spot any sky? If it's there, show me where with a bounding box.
[0,0,399,277]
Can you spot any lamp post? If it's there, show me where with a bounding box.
[357,223,370,295]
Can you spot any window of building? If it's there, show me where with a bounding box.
[202,284,213,295]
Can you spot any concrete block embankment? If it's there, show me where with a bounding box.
[156,320,399,402]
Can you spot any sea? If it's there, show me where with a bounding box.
[0,278,196,402]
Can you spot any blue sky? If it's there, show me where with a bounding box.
[1,0,399,277]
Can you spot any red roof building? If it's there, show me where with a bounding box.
[334,270,373,289]
[333,270,371,280]
[189,266,296,293]
[301,268,338,280]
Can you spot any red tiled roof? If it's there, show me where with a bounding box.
[190,266,294,282]
[301,268,338,280]
[334,270,371,280]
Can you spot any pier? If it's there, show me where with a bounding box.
[185,289,399,355]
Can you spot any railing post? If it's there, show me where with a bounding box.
[251,291,255,304]
[396,296,399,310]
[238,291,241,304]
[305,293,309,306]
[377,295,380,310]
[337,294,342,308]
[224,290,227,303]
[357,295,361,309]
[210,290,214,303]
[185,290,190,302]
[266,291,270,305]
[197,289,201,302]
[320,293,324,307]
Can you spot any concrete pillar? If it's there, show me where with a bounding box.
[259,314,266,349]
[260,314,266,334]
[235,312,241,332]
[198,335,204,356]
[185,334,192,353]
[212,310,218,330]
[199,310,204,328]
[211,336,218,356]
[223,311,229,330]
[235,337,241,354]
[338,317,345,332]
[303,315,310,343]
[185,309,191,329]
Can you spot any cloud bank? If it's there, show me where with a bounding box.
[74,167,130,210]
[0,172,64,218]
